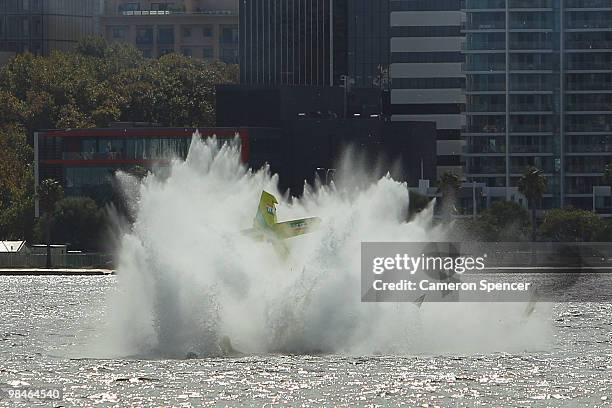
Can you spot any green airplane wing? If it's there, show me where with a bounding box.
[273,217,321,239]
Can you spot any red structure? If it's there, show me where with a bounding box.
[35,127,280,214]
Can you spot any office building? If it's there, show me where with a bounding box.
[34,127,278,208]
[462,0,612,210]
[239,0,390,88]
[102,0,238,62]
[389,0,466,179]
[0,0,100,64]
[216,85,437,193]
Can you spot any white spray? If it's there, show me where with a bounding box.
[102,134,550,358]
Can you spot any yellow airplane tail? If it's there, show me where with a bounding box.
[254,191,278,230]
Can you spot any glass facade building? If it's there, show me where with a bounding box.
[0,0,99,62]
[462,0,612,209]
[34,127,279,207]
[239,0,389,87]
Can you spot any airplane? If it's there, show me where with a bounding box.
[243,191,321,255]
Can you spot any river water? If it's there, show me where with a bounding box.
[0,276,610,407]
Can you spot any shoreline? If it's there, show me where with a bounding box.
[0,268,115,276]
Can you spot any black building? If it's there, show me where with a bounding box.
[239,0,389,88]
[217,85,436,194]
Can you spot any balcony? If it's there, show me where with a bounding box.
[464,22,506,31]
[566,40,612,49]
[566,163,606,173]
[566,79,612,91]
[509,144,553,153]
[566,102,612,112]
[462,62,506,72]
[120,10,171,16]
[567,123,612,132]
[509,19,553,30]
[464,145,506,154]
[467,165,507,173]
[567,144,612,153]
[566,0,612,7]
[509,62,554,71]
[509,40,553,50]
[511,103,553,112]
[510,164,554,173]
[462,41,506,51]
[465,125,506,133]
[567,61,612,71]
[467,99,506,111]
[509,0,553,7]
[510,123,554,132]
[462,0,505,9]
[566,20,612,30]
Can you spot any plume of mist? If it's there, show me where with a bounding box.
[95,134,550,358]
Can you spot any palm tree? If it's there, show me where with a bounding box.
[518,167,547,242]
[38,179,64,268]
[437,172,461,222]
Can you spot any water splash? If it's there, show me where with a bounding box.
[102,134,550,358]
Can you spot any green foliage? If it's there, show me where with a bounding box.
[38,179,64,216]
[518,166,547,208]
[518,166,547,241]
[539,207,606,242]
[0,37,237,245]
[0,125,34,240]
[469,201,531,241]
[0,37,237,132]
[75,36,110,58]
[46,197,105,251]
[437,172,461,197]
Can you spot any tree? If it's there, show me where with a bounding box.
[481,201,531,241]
[518,166,547,242]
[50,197,104,251]
[540,207,606,242]
[0,125,34,241]
[37,179,63,267]
[437,172,461,221]
[0,41,239,243]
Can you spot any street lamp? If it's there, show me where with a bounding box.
[316,167,336,185]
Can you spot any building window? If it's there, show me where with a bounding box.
[202,25,213,37]
[221,48,238,64]
[157,26,174,44]
[119,2,140,12]
[220,25,238,44]
[140,48,153,58]
[159,48,174,56]
[151,3,173,11]
[181,26,192,38]
[181,47,192,57]
[203,47,214,59]
[32,17,42,37]
[136,26,153,44]
[112,26,127,40]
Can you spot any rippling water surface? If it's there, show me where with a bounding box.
[0,276,610,407]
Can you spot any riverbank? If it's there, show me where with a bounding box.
[0,268,114,276]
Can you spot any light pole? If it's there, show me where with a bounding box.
[316,167,336,185]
